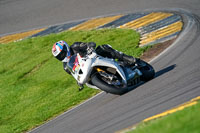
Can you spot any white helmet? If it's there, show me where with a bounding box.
[52,40,71,62]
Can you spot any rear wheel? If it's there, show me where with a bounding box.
[138,60,155,81]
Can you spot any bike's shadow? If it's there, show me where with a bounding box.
[125,64,177,94]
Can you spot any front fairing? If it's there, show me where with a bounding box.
[67,54,94,84]
[67,55,77,74]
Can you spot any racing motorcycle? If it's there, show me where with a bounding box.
[67,47,155,95]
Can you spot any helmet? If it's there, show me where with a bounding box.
[52,40,71,62]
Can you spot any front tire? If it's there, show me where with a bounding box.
[91,73,128,95]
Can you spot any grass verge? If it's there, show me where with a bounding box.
[128,101,200,133]
[0,28,148,133]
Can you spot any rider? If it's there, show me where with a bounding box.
[52,40,138,75]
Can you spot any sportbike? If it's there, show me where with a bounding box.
[67,47,155,95]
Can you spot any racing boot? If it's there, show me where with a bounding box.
[122,54,137,66]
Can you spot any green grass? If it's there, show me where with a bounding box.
[128,102,200,133]
[0,28,147,133]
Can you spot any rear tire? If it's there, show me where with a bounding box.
[138,60,155,81]
[91,73,127,95]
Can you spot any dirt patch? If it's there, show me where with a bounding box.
[140,38,177,62]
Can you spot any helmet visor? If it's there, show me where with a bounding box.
[56,45,67,61]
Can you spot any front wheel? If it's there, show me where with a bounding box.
[91,73,128,95]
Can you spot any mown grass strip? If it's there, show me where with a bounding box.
[0,28,148,133]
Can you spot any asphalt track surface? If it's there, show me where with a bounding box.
[1,0,200,133]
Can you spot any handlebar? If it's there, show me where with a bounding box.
[87,46,95,55]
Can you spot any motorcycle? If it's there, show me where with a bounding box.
[67,47,155,95]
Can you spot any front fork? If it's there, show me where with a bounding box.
[77,67,104,91]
